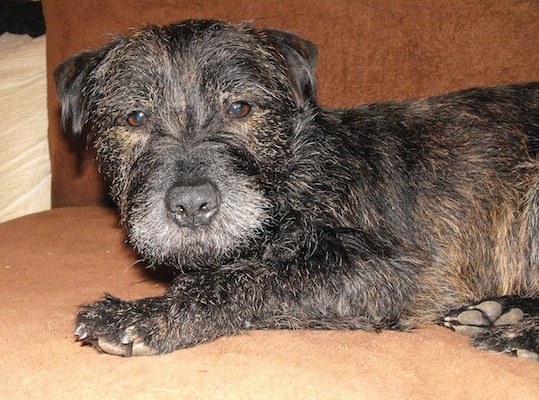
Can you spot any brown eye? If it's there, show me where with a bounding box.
[227,101,252,118]
[126,110,148,127]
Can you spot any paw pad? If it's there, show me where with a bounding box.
[443,298,539,361]
[444,300,524,336]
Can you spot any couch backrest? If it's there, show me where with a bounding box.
[43,0,539,207]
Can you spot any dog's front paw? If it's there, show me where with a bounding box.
[75,294,168,356]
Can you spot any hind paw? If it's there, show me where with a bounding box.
[443,299,523,336]
[443,297,539,360]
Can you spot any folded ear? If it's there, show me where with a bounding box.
[54,43,114,139]
[261,28,318,109]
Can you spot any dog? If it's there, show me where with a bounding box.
[54,19,539,358]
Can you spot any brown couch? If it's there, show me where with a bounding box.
[2,1,539,398]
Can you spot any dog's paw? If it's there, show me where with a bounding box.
[443,299,521,336]
[471,318,539,361]
[443,297,539,361]
[75,294,167,356]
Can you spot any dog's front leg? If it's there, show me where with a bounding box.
[75,272,254,356]
[75,254,417,356]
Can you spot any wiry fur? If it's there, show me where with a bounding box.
[54,20,539,357]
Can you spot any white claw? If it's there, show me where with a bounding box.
[516,349,539,361]
[74,325,89,341]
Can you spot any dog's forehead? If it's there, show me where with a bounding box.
[120,22,269,68]
[94,21,276,92]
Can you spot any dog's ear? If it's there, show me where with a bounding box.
[262,28,318,109]
[54,44,113,139]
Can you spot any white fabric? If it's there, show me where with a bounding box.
[0,33,50,222]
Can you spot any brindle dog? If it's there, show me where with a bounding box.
[54,20,539,358]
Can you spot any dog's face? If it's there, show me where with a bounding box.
[55,20,318,267]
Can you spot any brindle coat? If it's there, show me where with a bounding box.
[54,20,539,357]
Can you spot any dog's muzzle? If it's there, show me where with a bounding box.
[165,182,221,229]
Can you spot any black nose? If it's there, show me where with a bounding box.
[165,182,221,229]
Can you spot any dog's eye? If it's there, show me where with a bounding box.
[227,101,252,119]
[126,111,148,127]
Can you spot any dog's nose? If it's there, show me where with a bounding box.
[165,182,221,229]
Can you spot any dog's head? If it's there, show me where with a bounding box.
[54,20,319,268]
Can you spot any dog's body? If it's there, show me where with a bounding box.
[55,20,539,357]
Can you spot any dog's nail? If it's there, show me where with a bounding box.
[75,325,89,340]
[516,349,539,361]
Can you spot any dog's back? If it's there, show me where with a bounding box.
[326,83,539,311]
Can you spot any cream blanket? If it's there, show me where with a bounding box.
[0,33,50,222]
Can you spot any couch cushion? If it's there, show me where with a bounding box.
[1,207,539,398]
[42,0,539,207]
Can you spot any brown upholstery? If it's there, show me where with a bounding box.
[2,0,539,398]
[2,207,539,398]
